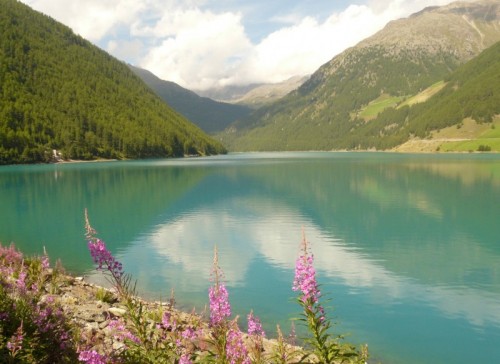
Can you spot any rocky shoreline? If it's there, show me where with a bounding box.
[50,274,196,354]
[49,273,298,359]
[1,237,367,363]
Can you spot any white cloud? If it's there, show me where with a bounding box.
[240,5,388,85]
[20,0,459,90]
[107,39,145,62]
[138,8,253,90]
[23,0,144,41]
[135,3,392,89]
[138,1,456,90]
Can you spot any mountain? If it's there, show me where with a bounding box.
[346,39,500,151]
[194,75,309,108]
[0,0,225,164]
[194,84,266,103]
[220,0,500,151]
[231,75,310,109]
[129,66,252,133]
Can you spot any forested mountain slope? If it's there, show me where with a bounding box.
[129,66,251,134]
[344,40,500,150]
[220,0,500,151]
[0,0,225,164]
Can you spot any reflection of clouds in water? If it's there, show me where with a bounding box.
[104,197,500,328]
[148,210,256,288]
[254,224,408,298]
[113,199,305,294]
[256,223,500,328]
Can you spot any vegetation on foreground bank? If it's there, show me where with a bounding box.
[0,211,368,363]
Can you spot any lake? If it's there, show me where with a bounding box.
[1,152,499,363]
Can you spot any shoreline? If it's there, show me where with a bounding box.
[1,148,496,167]
[1,240,368,363]
[54,158,119,164]
[27,272,307,361]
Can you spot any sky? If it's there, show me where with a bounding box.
[20,0,461,90]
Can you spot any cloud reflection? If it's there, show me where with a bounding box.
[110,197,500,329]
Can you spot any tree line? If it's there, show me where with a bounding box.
[0,0,225,164]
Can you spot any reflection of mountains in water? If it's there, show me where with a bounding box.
[0,161,210,270]
[219,154,500,273]
[2,153,499,330]
[98,153,500,331]
[134,154,500,292]
[124,197,500,331]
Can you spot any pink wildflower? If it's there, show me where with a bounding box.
[7,321,24,355]
[88,239,123,278]
[108,319,140,344]
[161,311,176,330]
[16,268,27,294]
[85,209,125,295]
[34,304,55,333]
[209,283,231,326]
[226,327,250,364]
[0,243,23,265]
[247,311,265,337]
[78,350,108,364]
[181,326,197,340]
[179,353,193,364]
[209,247,231,326]
[292,235,320,304]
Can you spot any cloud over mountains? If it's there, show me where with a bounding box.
[22,0,461,90]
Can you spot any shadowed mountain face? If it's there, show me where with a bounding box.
[220,0,500,152]
[129,66,252,134]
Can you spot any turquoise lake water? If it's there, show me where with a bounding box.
[1,152,499,363]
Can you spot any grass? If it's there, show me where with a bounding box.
[439,117,500,152]
[357,81,446,122]
[398,81,446,108]
[440,138,500,152]
[481,123,500,139]
[358,94,405,120]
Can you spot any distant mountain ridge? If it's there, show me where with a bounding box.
[231,75,310,109]
[0,0,225,164]
[220,0,500,151]
[195,75,309,108]
[129,66,252,133]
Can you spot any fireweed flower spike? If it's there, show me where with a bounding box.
[84,209,125,296]
[7,321,24,358]
[247,310,265,337]
[78,350,108,364]
[293,231,338,362]
[207,245,236,362]
[208,246,231,327]
[247,311,265,363]
[292,232,321,305]
[293,232,366,363]
[226,324,250,364]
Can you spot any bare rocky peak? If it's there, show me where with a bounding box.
[358,0,500,57]
[316,0,500,79]
[197,75,309,107]
[232,75,310,108]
